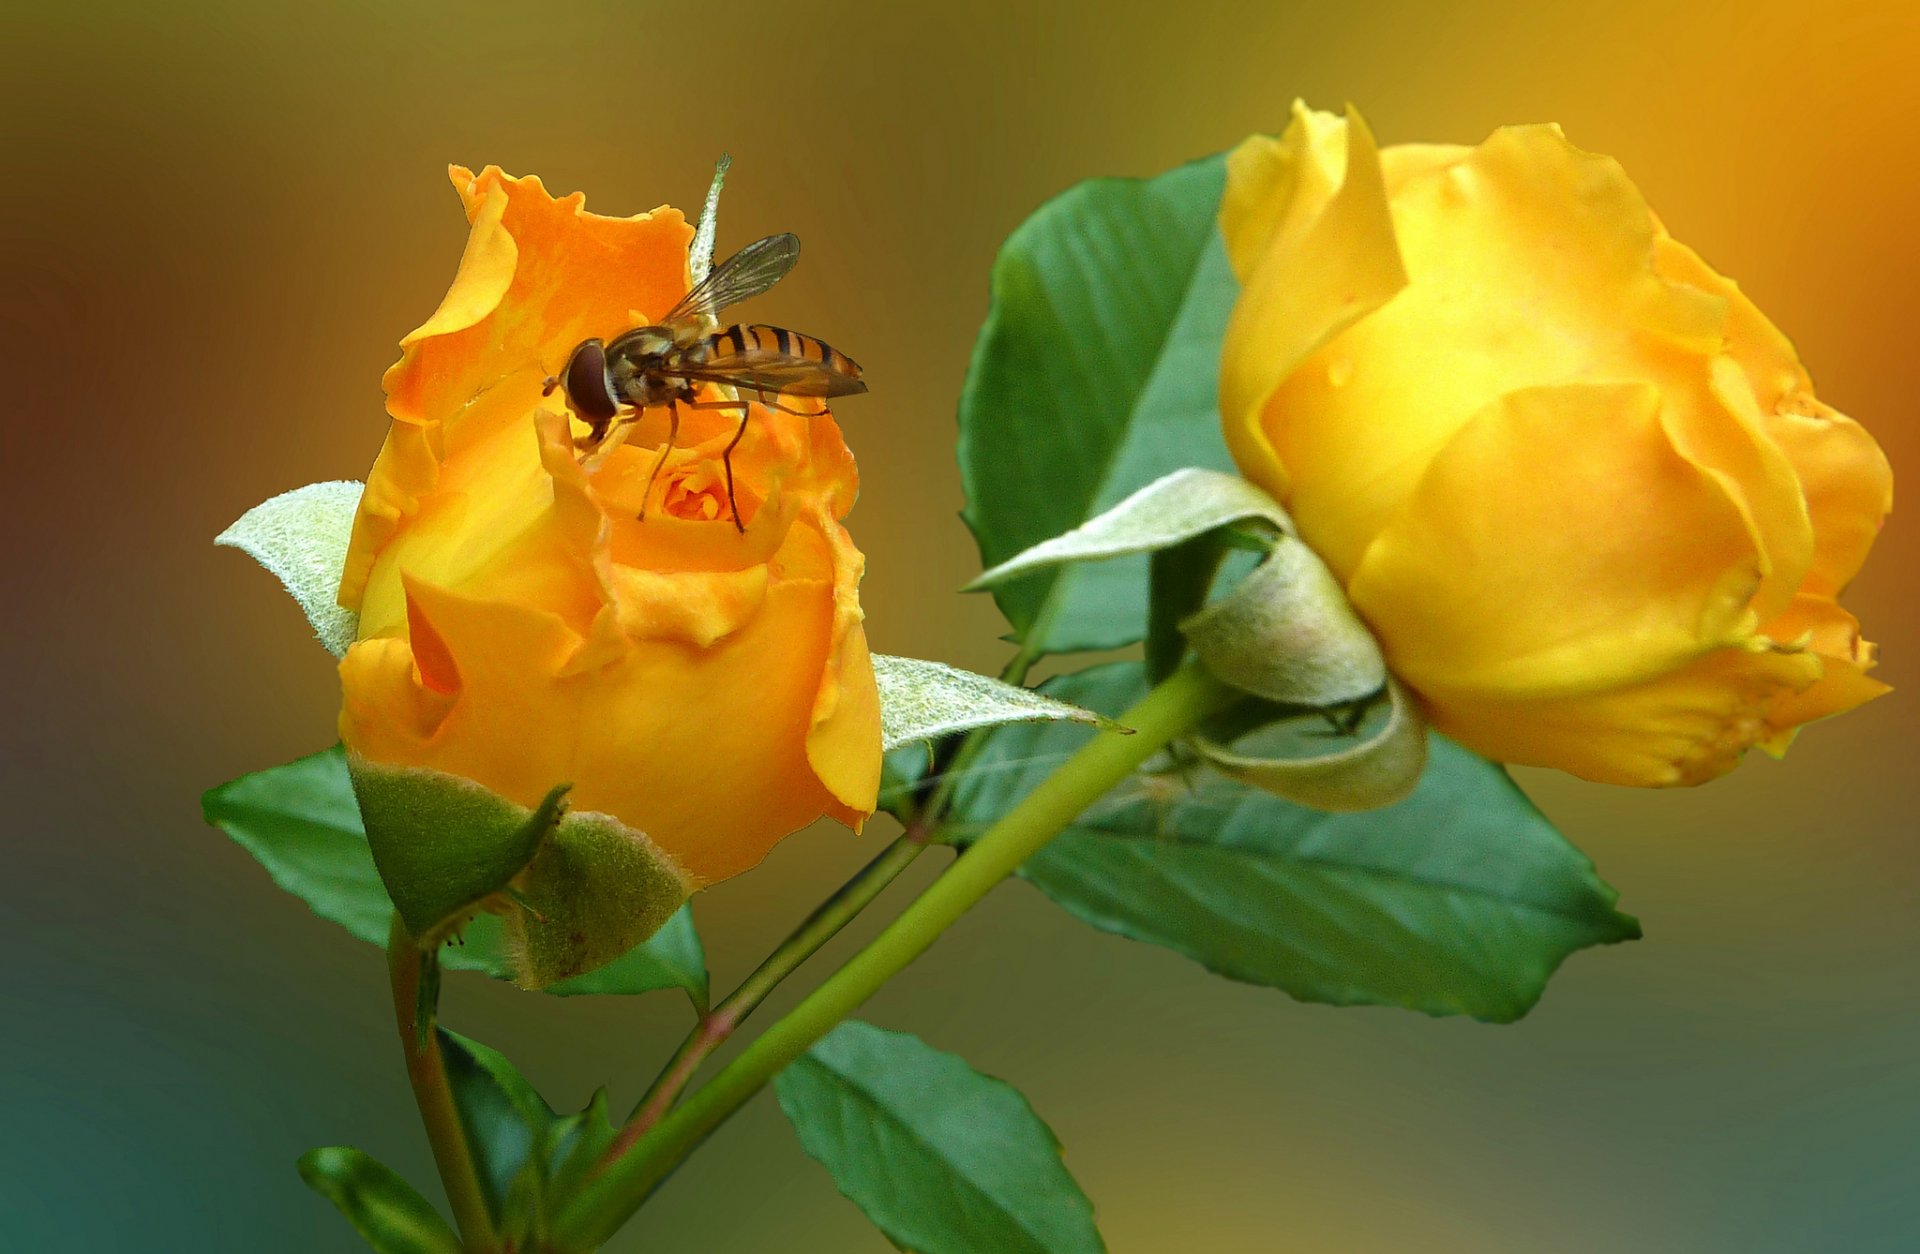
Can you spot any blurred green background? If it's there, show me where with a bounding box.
[4,1,1915,1249]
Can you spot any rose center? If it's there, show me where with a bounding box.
[660,461,758,525]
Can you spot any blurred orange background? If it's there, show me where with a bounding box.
[3,1,1915,1249]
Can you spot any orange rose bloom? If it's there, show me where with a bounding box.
[337,166,880,887]
[1219,106,1891,786]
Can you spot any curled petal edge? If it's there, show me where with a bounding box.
[1194,680,1428,813]
[1180,536,1386,708]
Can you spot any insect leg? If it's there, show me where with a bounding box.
[720,410,752,533]
[637,401,681,522]
[680,398,757,530]
[684,397,821,418]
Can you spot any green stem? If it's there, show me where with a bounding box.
[387,916,498,1254]
[606,645,1032,1154]
[552,661,1235,1248]
[608,827,933,1156]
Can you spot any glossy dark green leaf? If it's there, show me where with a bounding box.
[296,1146,460,1254]
[958,154,1237,655]
[950,664,1640,1023]
[435,1031,623,1242]
[437,1029,553,1224]
[202,746,707,1003]
[777,1020,1104,1254]
[539,905,708,1007]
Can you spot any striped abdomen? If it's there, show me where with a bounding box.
[706,323,865,392]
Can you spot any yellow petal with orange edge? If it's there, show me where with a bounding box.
[344,167,694,618]
[405,179,516,348]
[344,557,873,887]
[1419,640,1825,787]
[340,418,442,611]
[1218,105,1407,505]
[810,619,883,826]
[804,513,883,821]
[567,575,874,884]
[384,166,692,432]
[1347,382,1764,701]
[353,383,601,639]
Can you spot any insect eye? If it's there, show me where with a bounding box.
[561,338,619,423]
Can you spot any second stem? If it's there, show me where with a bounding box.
[554,660,1236,1249]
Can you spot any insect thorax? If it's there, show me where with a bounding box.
[606,324,708,409]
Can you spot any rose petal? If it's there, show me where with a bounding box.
[342,564,866,886]
[1347,382,1765,700]
[1218,104,1408,507]
[1756,593,1887,737]
[1260,122,1746,580]
[384,166,692,432]
[1765,400,1893,597]
[1417,641,1824,787]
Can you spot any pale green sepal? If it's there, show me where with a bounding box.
[873,654,1125,749]
[689,153,732,284]
[966,468,1294,591]
[1181,538,1386,707]
[296,1146,462,1254]
[507,808,693,990]
[1196,681,1428,812]
[345,754,569,944]
[215,480,365,657]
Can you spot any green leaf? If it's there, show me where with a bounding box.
[874,653,1123,750]
[966,468,1290,592]
[544,1089,618,1205]
[876,744,933,820]
[776,1020,1105,1254]
[435,1031,626,1243]
[437,1030,554,1225]
[216,480,364,657]
[296,1146,461,1254]
[950,664,1640,1023]
[959,154,1237,655]
[202,746,398,945]
[202,747,708,1003]
[1146,533,1230,682]
[541,906,708,1007]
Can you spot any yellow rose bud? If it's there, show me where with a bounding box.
[1219,105,1891,787]
[337,166,881,889]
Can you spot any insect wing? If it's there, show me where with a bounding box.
[660,233,801,325]
[665,350,868,399]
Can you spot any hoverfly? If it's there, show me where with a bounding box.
[542,232,866,530]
